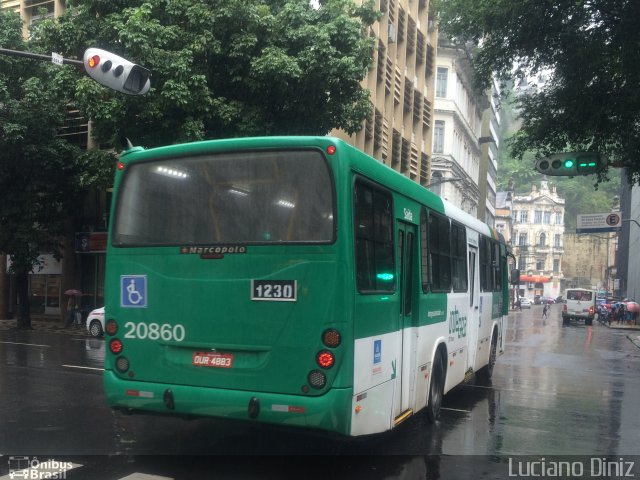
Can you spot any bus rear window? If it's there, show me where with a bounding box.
[113,150,334,246]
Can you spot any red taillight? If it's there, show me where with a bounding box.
[316,350,335,369]
[105,319,118,336]
[87,55,100,68]
[110,339,123,354]
[117,161,125,170]
[322,328,341,348]
[326,145,336,155]
[589,306,595,315]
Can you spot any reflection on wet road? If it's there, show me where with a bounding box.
[1,305,640,478]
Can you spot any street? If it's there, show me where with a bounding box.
[1,305,640,479]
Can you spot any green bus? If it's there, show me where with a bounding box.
[103,136,510,436]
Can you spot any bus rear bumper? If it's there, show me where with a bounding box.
[103,370,352,435]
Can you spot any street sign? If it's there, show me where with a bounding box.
[51,52,63,65]
[576,212,621,233]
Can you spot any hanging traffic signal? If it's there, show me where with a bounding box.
[534,152,606,176]
[83,48,150,95]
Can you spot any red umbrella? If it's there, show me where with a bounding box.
[624,302,639,313]
[64,289,82,296]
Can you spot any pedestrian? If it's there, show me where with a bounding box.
[516,298,522,311]
[542,304,549,319]
[65,296,77,327]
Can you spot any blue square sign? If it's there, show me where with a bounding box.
[121,275,147,308]
[373,339,382,365]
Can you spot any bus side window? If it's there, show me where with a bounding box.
[427,210,451,292]
[354,179,395,293]
[451,221,468,292]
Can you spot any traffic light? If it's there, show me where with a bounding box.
[83,48,150,95]
[534,152,606,176]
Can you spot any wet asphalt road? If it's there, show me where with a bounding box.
[1,304,639,479]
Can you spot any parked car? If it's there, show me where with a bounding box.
[86,306,105,337]
[519,297,532,309]
[541,296,555,304]
[555,295,564,303]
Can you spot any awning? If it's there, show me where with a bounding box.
[520,275,551,283]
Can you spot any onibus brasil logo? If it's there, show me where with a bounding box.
[7,456,74,479]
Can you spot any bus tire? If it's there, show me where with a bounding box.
[476,331,497,384]
[562,315,569,325]
[426,350,445,423]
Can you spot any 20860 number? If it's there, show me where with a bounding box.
[123,322,186,342]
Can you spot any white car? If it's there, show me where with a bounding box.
[519,297,532,309]
[86,306,105,337]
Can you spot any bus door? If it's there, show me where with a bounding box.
[395,222,418,418]
[466,245,480,372]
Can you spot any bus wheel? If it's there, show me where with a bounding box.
[426,351,445,423]
[476,332,497,384]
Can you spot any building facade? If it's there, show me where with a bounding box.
[511,180,565,300]
[333,0,437,187]
[429,37,483,217]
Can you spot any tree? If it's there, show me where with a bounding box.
[34,0,380,148]
[436,0,640,186]
[0,11,115,329]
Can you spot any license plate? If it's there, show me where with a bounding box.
[192,352,233,368]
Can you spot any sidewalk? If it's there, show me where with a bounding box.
[602,321,640,331]
[0,316,89,336]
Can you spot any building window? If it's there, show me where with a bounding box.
[554,234,561,247]
[534,210,542,224]
[518,233,527,245]
[536,260,544,271]
[553,259,560,273]
[518,256,526,270]
[555,212,562,224]
[543,211,551,224]
[436,67,448,97]
[433,121,445,153]
[512,210,518,222]
[520,211,528,223]
[539,233,546,246]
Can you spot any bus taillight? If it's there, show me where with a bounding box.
[322,328,341,348]
[106,319,118,336]
[316,350,335,369]
[116,356,130,373]
[308,370,327,389]
[110,339,124,354]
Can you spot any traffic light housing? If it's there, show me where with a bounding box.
[534,152,606,176]
[83,48,150,95]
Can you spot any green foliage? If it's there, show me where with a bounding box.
[34,0,380,148]
[0,11,116,326]
[436,0,640,186]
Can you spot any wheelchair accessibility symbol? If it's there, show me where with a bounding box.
[121,275,147,308]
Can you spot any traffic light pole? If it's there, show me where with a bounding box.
[0,47,82,66]
[1,47,150,95]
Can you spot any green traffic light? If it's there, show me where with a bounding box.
[563,159,575,168]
